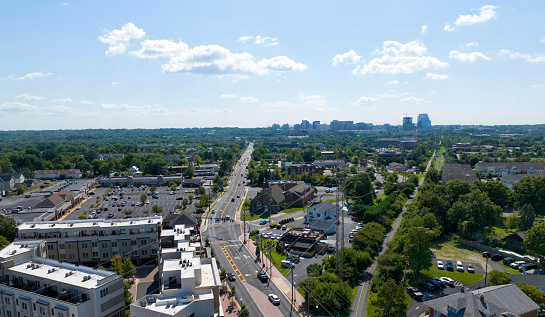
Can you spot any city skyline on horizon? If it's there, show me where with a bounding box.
[2,1,545,130]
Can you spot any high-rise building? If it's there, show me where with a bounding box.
[417,114,432,129]
[402,116,414,131]
[312,121,320,130]
[301,120,311,130]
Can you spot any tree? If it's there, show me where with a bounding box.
[151,204,164,215]
[122,259,136,279]
[123,279,133,306]
[219,267,228,290]
[0,236,9,250]
[122,209,134,217]
[228,285,237,306]
[403,227,434,273]
[518,203,536,231]
[111,254,124,276]
[255,245,261,259]
[0,216,17,242]
[376,250,404,282]
[447,189,501,237]
[239,304,250,317]
[516,283,545,314]
[183,165,195,178]
[505,214,518,231]
[150,185,157,193]
[352,222,386,255]
[374,278,408,317]
[306,263,323,277]
[140,194,147,205]
[17,184,25,195]
[488,270,511,286]
[78,213,86,219]
[182,198,188,209]
[525,221,545,257]
[513,176,545,216]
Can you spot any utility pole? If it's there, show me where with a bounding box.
[484,256,489,286]
[290,267,295,316]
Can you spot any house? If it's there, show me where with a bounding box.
[501,173,545,190]
[387,162,405,172]
[250,181,314,214]
[452,143,494,152]
[442,164,478,183]
[503,232,528,252]
[162,212,198,230]
[284,183,313,207]
[130,165,143,176]
[0,173,26,194]
[425,284,539,317]
[163,154,181,163]
[475,162,545,177]
[277,227,327,257]
[305,201,336,225]
[250,185,285,214]
[35,169,82,180]
[286,163,322,175]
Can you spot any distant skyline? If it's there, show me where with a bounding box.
[2,1,545,130]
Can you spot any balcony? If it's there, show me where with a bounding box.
[0,279,89,305]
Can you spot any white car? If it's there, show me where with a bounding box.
[268,294,280,305]
[440,277,456,286]
[436,260,444,270]
[456,261,464,272]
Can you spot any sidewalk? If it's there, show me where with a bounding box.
[220,285,240,317]
[239,228,307,317]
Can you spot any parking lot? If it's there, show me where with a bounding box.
[64,185,205,220]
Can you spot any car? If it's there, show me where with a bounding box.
[261,233,270,239]
[482,251,492,258]
[491,254,504,261]
[260,220,267,225]
[107,213,114,218]
[226,215,230,221]
[145,200,150,204]
[152,195,159,199]
[231,198,235,202]
[131,201,135,206]
[237,195,240,198]
[511,261,526,269]
[456,261,464,272]
[436,260,444,270]
[216,217,220,221]
[211,210,215,214]
[429,278,443,288]
[418,281,435,292]
[440,277,456,287]
[467,264,475,273]
[282,225,287,230]
[286,254,300,263]
[268,294,280,305]
[228,274,236,282]
[280,260,295,268]
[76,206,81,210]
[92,214,98,219]
[519,263,538,272]
[170,191,174,195]
[257,271,268,282]
[503,257,514,265]
[406,287,423,300]
[328,245,335,252]
[276,224,282,229]
[176,197,184,200]
[103,207,108,211]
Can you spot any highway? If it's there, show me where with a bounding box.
[202,143,294,317]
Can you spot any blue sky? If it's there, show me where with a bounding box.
[2,1,545,130]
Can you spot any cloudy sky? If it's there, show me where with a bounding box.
[2,1,545,130]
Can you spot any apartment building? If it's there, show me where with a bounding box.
[0,248,124,317]
[16,217,162,266]
[131,224,221,317]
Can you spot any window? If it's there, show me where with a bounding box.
[68,244,74,250]
[102,253,109,258]
[39,307,46,314]
[131,251,137,256]
[47,244,54,250]
[59,244,65,249]
[100,288,109,297]
[60,254,66,260]
[142,250,147,255]
[92,242,97,248]
[21,302,27,310]
[69,254,75,260]
[92,252,98,257]
[82,252,89,258]
[81,242,88,248]
[121,241,128,247]
[49,255,55,259]
[140,240,146,246]
[131,240,137,246]
[111,242,117,247]
[152,249,157,254]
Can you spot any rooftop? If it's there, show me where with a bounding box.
[18,216,162,231]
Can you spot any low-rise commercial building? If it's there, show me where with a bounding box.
[98,175,182,187]
[35,169,82,180]
[16,217,162,266]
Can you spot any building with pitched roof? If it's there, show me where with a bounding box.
[425,284,539,317]
[442,164,478,183]
[475,162,545,177]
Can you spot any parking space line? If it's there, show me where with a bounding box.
[221,246,246,283]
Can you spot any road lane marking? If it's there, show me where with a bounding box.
[221,246,247,283]
[355,262,376,316]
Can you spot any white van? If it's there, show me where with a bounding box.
[456,261,464,272]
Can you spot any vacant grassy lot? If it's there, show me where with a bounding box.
[281,206,305,214]
[240,213,263,221]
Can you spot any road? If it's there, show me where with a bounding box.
[202,143,295,317]
[351,149,437,317]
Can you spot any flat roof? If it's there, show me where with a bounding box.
[9,258,116,289]
[18,217,162,231]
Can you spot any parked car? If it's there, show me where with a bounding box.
[440,277,456,287]
[511,261,526,269]
[467,264,475,273]
[328,245,335,252]
[418,281,435,292]
[519,263,538,272]
[446,261,454,271]
[482,251,492,258]
[491,254,504,261]
[280,260,295,269]
[503,257,514,265]
[286,255,300,263]
[456,261,464,272]
[436,260,444,270]
[406,287,423,300]
[268,294,280,305]
[526,269,545,275]
[276,224,282,229]
[107,213,114,218]
[429,278,443,288]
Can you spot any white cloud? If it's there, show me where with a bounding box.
[298,94,327,106]
[466,42,479,47]
[530,84,545,88]
[220,94,237,99]
[98,23,145,56]
[15,94,45,102]
[354,40,448,75]
[80,100,95,105]
[188,107,231,114]
[44,105,74,114]
[401,96,430,105]
[332,50,361,66]
[386,80,399,85]
[162,45,307,76]
[100,103,166,112]
[356,97,379,105]
[455,5,497,26]
[112,82,120,86]
[259,101,297,113]
[61,2,70,5]
[500,49,545,63]
[377,92,412,98]
[421,25,428,34]
[444,23,454,32]
[240,96,259,103]
[238,35,279,47]
[53,98,72,103]
[0,102,37,112]
[449,50,490,62]
[130,39,188,59]
[425,73,448,80]
[541,38,545,43]
[14,72,53,80]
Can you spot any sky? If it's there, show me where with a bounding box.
[1,1,545,130]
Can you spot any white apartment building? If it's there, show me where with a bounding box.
[0,250,124,317]
[130,225,221,317]
[16,217,162,266]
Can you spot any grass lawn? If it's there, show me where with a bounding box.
[281,206,305,214]
[240,213,263,221]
